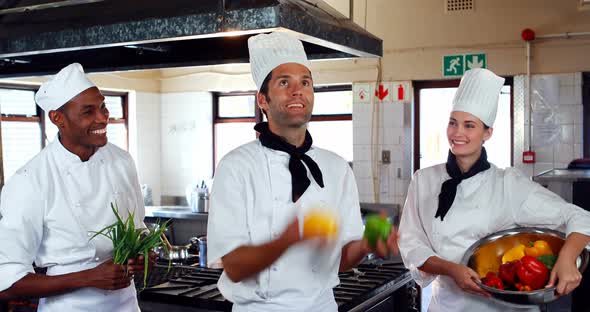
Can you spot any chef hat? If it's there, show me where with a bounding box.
[451,68,505,127]
[35,63,96,112]
[248,32,311,91]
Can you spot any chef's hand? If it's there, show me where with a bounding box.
[127,251,157,277]
[546,256,582,296]
[86,259,132,290]
[448,263,490,297]
[362,228,399,258]
[279,218,304,246]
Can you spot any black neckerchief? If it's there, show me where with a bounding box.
[436,147,491,221]
[254,122,324,202]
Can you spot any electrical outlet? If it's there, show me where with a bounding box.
[382,150,391,164]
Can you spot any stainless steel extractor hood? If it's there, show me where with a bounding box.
[0,0,382,78]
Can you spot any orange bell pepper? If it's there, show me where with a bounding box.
[502,244,526,263]
[524,240,553,258]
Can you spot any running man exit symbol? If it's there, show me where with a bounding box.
[443,55,464,77]
[443,53,487,77]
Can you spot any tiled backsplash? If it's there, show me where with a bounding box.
[352,82,413,206]
[514,73,583,177]
[353,73,584,208]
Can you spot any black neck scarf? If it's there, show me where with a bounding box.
[436,147,491,221]
[254,122,324,202]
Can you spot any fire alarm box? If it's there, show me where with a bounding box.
[523,151,535,164]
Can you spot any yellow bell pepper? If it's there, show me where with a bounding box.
[502,244,526,263]
[524,240,553,257]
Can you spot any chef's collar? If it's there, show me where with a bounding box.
[53,134,105,167]
[445,166,490,199]
[263,143,316,157]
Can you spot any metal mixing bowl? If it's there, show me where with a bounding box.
[460,227,589,307]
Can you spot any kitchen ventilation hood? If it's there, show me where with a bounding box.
[0,0,382,78]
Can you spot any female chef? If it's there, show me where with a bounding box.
[398,68,590,312]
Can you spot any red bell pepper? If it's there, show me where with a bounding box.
[482,272,505,290]
[516,255,549,290]
[498,261,519,285]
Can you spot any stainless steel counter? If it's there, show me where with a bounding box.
[533,169,590,183]
[145,206,208,220]
[145,202,400,221]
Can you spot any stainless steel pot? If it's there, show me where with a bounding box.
[156,233,192,261]
[460,227,589,307]
[154,245,190,261]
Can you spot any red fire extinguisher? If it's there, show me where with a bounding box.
[397,84,404,101]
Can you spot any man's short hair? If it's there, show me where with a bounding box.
[259,72,272,100]
[257,72,272,119]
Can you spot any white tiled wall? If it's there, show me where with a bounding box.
[513,73,583,178]
[133,92,162,205]
[352,82,413,206]
[354,73,583,206]
[160,92,213,197]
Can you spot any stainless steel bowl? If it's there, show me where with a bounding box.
[460,227,589,307]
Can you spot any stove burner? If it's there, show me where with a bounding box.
[139,260,415,312]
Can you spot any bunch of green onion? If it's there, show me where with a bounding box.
[91,202,169,289]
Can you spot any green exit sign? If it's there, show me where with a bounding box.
[442,53,487,77]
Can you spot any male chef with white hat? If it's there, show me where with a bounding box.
[0,63,151,311]
[398,68,590,312]
[207,32,398,311]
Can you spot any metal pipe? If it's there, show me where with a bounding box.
[527,41,532,151]
[536,31,590,40]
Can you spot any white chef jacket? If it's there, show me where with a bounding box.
[0,138,145,312]
[399,163,590,312]
[207,140,364,312]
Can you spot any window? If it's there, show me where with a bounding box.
[0,85,128,184]
[213,93,258,167]
[308,88,353,161]
[413,79,513,171]
[0,88,42,182]
[104,95,128,150]
[213,86,353,169]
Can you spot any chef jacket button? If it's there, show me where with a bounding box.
[272,266,278,271]
[312,267,318,273]
[274,197,279,201]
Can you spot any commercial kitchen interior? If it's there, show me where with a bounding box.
[1,0,590,311]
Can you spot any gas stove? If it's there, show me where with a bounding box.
[138,259,420,312]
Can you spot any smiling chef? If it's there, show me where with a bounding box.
[0,63,149,311]
[206,32,398,312]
